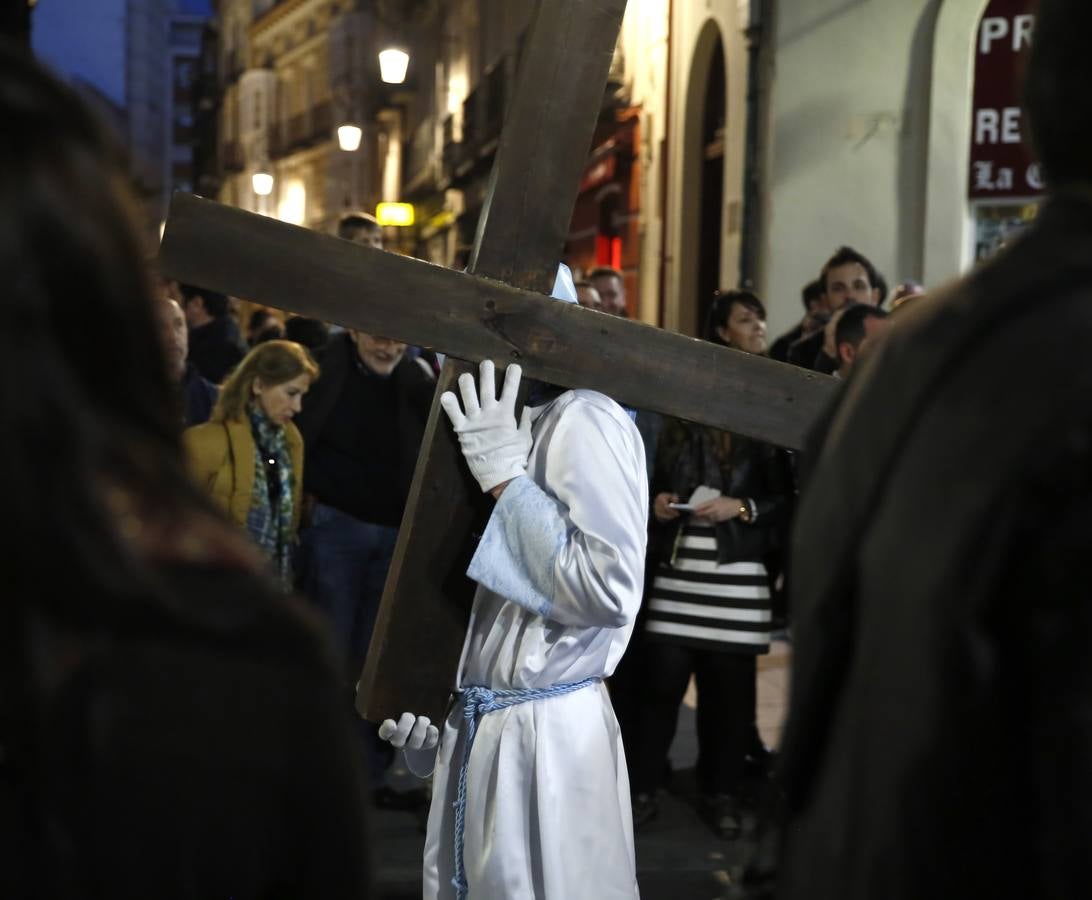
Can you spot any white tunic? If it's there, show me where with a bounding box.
[411,389,648,900]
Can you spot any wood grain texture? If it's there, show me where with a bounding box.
[356,359,486,720]
[161,192,835,450]
[358,0,634,721]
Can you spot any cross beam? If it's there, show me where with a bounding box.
[161,194,833,449]
[160,0,836,722]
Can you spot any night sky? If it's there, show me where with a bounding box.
[31,0,213,107]
[32,0,127,105]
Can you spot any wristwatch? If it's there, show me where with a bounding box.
[738,501,751,523]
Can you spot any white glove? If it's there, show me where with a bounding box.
[378,712,439,751]
[440,360,532,493]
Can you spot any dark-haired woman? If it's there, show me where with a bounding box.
[185,340,318,587]
[630,291,792,839]
[0,43,371,898]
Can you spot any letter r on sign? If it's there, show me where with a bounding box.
[976,109,1000,145]
[1013,15,1034,52]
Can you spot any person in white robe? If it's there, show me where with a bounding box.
[378,267,648,899]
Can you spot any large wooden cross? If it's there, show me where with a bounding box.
[160,0,835,722]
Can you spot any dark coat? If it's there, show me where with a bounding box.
[649,418,792,568]
[294,334,434,511]
[3,563,374,899]
[187,315,245,384]
[785,327,836,374]
[775,191,1092,900]
[769,323,803,363]
[181,363,217,426]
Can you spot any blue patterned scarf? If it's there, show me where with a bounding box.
[246,404,295,587]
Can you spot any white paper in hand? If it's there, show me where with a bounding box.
[687,485,722,507]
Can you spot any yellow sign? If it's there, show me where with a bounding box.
[376,202,415,227]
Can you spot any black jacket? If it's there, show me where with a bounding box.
[785,327,836,374]
[187,315,245,384]
[294,334,434,514]
[776,191,1092,900]
[648,418,792,568]
[181,363,217,426]
[769,323,803,363]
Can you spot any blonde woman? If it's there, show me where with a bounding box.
[185,340,319,585]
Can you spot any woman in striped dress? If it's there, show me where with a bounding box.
[629,290,793,838]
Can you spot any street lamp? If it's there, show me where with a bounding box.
[252,165,274,196]
[378,46,409,84]
[337,123,363,152]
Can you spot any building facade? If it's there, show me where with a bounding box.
[213,0,405,233]
[611,0,1040,336]
[200,0,1041,338]
[32,0,213,238]
[764,0,1041,336]
[372,0,758,331]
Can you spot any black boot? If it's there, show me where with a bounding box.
[700,792,742,840]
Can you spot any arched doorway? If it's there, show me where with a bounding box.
[678,21,727,337]
[697,38,727,338]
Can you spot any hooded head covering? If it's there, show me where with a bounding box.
[551,263,578,304]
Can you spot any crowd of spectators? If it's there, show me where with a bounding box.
[4,17,929,894]
[165,200,915,844]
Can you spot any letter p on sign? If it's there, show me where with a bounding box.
[980,16,1008,54]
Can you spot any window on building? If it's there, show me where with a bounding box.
[175,60,194,89]
[279,72,292,124]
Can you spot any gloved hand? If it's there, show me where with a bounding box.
[440,360,532,493]
[378,712,440,751]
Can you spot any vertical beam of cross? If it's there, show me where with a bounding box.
[357,0,630,721]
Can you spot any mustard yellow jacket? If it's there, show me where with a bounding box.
[183,418,304,536]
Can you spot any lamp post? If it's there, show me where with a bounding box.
[378,46,409,84]
[337,123,363,151]
[252,165,274,196]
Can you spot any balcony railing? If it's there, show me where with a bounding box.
[222,51,245,83]
[269,101,333,158]
[405,116,436,191]
[441,113,458,184]
[220,140,243,172]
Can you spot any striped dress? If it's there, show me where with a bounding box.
[645,523,772,654]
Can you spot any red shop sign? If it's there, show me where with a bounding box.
[968,0,1044,200]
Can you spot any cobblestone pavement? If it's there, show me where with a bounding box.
[373,642,790,899]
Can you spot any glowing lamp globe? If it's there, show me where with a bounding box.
[338,124,363,151]
[379,47,410,84]
[252,169,274,196]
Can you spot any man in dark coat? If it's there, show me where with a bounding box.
[294,327,433,802]
[157,295,218,426]
[179,282,246,384]
[775,3,1092,897]
[769,279,825,364]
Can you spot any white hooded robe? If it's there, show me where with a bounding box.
[409,388,648,899]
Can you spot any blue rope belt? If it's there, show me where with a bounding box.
[451,677,600,899]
